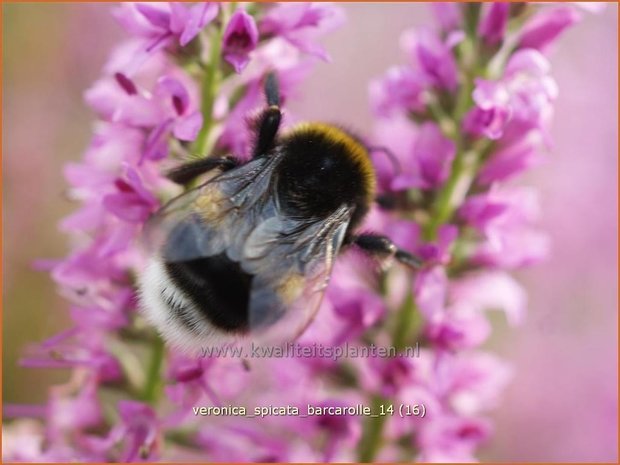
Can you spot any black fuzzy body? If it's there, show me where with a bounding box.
[275,126,374,233]
[162,124,375,335]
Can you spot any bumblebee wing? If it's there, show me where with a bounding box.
[143,154,282,263]
[241,204,353,342]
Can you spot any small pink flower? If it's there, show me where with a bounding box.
[416,414,492,461]
[478,137,542,185]
[311,399,362,461]
[463,79,512,140]
[416,225,458,265]
[103,167,158,223]
[460,186,550,268]
[446,351,514,415]
[503,49,558,132]
[415,266,448,321]
[402,29,459,91]
[518,6,582,52]
[115,401,161,461]
[47,380,102,440]
[114,2,219,52]
[326,284,385,346]
[369,66,426,117]
[370,114,417,193]
[464,49,557,143]
[85,72,203,163]
[260,3,345,61]
[478,3,510,45]
[223,9,259,73]
[451,272,527,328]
[375,357,417,397]
[391,122,456,190]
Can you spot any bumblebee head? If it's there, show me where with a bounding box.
[276,122,376,227]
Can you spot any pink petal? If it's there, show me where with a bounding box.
[173,111,203,141]
[180,2,219,46]
[136,3,171,30]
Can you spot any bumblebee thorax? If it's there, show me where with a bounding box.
[275,123,376,227]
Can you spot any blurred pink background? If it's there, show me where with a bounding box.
[3,3,617,461]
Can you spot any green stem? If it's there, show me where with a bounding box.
[392,292,420,352]
[358,292,421,462]
[193,25,224,157]
[455,2,482,120]
[453,38,478,122]
[141,335,165,403]
[423,6,487,241]
[462,3,482,39]
[358,394,389,462]
[424,146,478,240]
[427,96,457,140]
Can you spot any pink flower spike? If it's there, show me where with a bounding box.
[222,9,259,74]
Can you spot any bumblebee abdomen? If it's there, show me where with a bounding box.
[277,123,376,227]
[165,253,253,333]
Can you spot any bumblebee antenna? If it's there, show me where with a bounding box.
[265,72,280,107]
[368,146,402,176]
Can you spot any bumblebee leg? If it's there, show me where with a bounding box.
[264,73,280,107]
[353,233,423,269]
[253,73,282,158]
[166,156,238,185]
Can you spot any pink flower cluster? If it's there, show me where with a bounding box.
[4,3,596,463]
[4,2,345,461]
[364,3,594,461]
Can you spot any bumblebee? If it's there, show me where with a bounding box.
[139,75,422,352]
